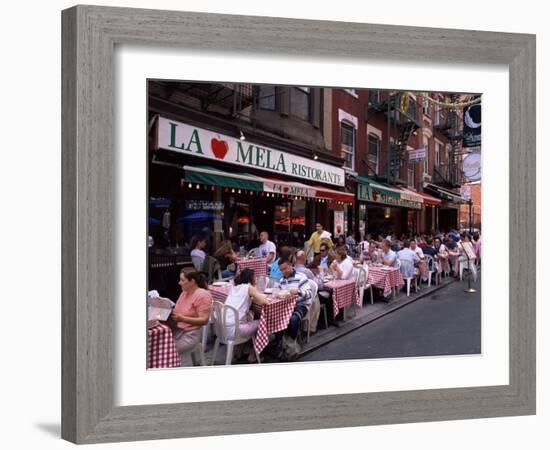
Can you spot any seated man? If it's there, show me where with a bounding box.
[381,239,398,267]
[277,257,312,340]
[294,250,317,282]
[307,243,334,274]
[397,240,420,278]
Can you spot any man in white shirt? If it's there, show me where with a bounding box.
[381,239,398,267]
[410,240,425,260]
[258,231,276,265]
[397,240,420,265]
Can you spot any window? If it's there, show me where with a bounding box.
[340,122,355,171]
[406,96,417,121]
[369,89,380,105]
[434,106,441,126]
[435,142,441,168]
[423,137,430,174]
[423,97,430,116]
[367,133,380,175]
[258,85,276,110]
[344,88,358,98]
[290,86,311,121]
[408,161,416,188]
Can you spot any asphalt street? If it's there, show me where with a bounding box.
[299,277,481,362]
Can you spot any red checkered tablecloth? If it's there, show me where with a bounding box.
[367,266,404,297]
[208,283,231,303]
[147,324,180,368]
[253,296,296,353]
[418,260,428,280]
[207,283,295,354]
[325,279,360,317]
[236,257,268,277]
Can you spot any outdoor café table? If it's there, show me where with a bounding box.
[367,265,404,298]
[207,283,296,354]
[235,257,268,277]
[147,323,181,368]
[324,278,360,318]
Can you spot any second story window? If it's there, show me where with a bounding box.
[423,137,430,174]
[258,85,276,110]
[367,133,380,176]
[435,142,441,168]
[369,89,380,105]
[340,121,355,171]
[423,97,430,116]
[290,86,311,121]
[408,161,416,188]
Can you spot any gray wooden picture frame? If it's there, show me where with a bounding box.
[61,5,536,444]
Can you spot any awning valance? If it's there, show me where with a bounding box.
[355,175,401,198]
[355,176,421,209]
[184,166,354,203]
[424,183,465,204]
[397,186,425,204]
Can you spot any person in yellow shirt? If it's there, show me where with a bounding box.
[306,223,333,256]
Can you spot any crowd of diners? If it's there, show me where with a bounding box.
[159,223,481,365]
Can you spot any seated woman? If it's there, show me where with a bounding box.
[214,240,238,278]
[223,268,269,363]
[170,270,213,366]
[434,237,450,274]
[190,235,208,270]
[329,246,354,280]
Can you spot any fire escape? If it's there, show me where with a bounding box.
[382,92,422,185]
[432,95,464,189]
[162,82,257,120]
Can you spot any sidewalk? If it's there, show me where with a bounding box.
[203,275,459,365]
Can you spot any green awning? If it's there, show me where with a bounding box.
[354,175,401,198]
[184,166,263,191]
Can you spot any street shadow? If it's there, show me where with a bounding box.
[35,423,61,438]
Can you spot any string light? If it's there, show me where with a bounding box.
[195,184,200,189]
[231,188,235,193]
[211,186,215,191]
[188,183,192,189]
[224,187,229,193]
[238,189,241,194]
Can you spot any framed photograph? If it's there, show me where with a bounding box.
[62,5,535,444]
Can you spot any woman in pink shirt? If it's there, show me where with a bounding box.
[170,270,213,366]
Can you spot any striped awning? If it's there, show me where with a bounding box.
[184,166,354,203]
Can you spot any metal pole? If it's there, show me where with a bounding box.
[468,198,472,233]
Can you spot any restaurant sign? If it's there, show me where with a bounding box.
[157,117,345,187]
[357,184,421,209]
[185,200,224,211]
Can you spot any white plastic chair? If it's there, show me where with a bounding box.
[399,259,418,297]
[191,255,205,271]
[301,280,319,343]
[424,255,440,287]
[210,301,261,365]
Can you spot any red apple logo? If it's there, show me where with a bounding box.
[336,225,342,234]
[211,138,229,159]
[283,187,289,193]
